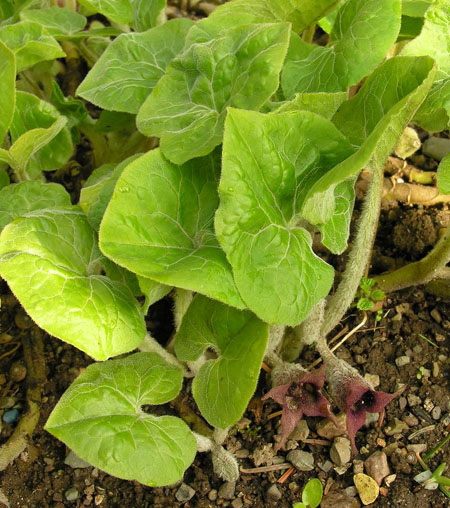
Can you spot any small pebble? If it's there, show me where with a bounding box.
[412,345,423,354]
[354,473,380,505]
[266,484,282,502]
[432,362,440,378]
[431,406,441,420]
[64,488,79,502]
[175,483,196,502]
[364,373,380,388]
[219,481,236,500]
[423,398,434,412]
[395,356,410,367]
[385,474,397,487]
[430,308,442,323]
[407,444,427,454]
[231,498,243,508]
[330,437,352,466]
[402,414,419,426]
[407,394,421,407]
[353,460,364,474]
[287,450,314,471]
[208,489,218,501]
[398,397,407,411]
[318,460,333,472]
[9,362,26,383]
[345,486,357,497]
[289,419,309,441]
[422,136,450,161]
[364,451,390,485]
[316,412,346,439]
[64,451,92,469]
[384,418,409,436]
[365,412,379,426]
[235,449,249,459]
[2,408,19,424]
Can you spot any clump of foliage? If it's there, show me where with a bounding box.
[0,0,449,489]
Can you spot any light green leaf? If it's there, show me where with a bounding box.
[137,22,290,165]
[437,153,450,194]
[318,0,347,33]
[0,170,9,190]
[282,0,401,98]
[80,154,141,230]
[100,149,245,309]
[401,0,450,129]
[402,0,433,17]
[309,56,436,197]
[0,209,146,360]
[398,15,425,41]
[302,478,323,508]
[215,109,354,325]
[174,295,268,428]
[131,0,166,31]
[77,0,133,24]
[10,91,73,175]
[0,21,65,71]
[188,0,338,38]
[317,179,356,254]
[137,275,172,312]
[50,81,88,130]
[0,41,14,144]
[273,92,347,119]
[77,19,193,114]
[20,7,87,36]
[45,352,197,487]
[0,0,14,22]
[0,181,71,231]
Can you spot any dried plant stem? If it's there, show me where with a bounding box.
[375,226,450,292]
[322,165,384,338]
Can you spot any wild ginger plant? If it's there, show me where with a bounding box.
[0,0,450,488]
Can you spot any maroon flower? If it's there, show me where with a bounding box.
[262,364,338,451]
[325,356,405,454]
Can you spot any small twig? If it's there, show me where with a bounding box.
[261,362,272,374]
[267,410,283,421]
[277,466,295,483]
[408,425,436,441]
[301,438,331,446]
[327,325,349,347]
[418,333,439,349]
[240,463,291,474]
[0,343,21,360]
[308,313,367,370]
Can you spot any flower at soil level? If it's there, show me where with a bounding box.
[325,356,405,453]
[262,364,337,451]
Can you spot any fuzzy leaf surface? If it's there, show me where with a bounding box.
[437,153,450,194]
[20,7,87,36]
[77,19,193,114]
[137,22,290,164]
[131,0,166,31]
[273,92,347,119]
[215,109,354,325]
[175,295,268,428]
[282,0,401,98]
[0,21,65,71]
[77,0,133,24]
[45,353,196,487]
[0,41,15,143]
[0,209,146,360]
[100,149,245,309]
[0,181,71,231]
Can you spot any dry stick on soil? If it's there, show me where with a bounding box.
[375,225,450,292]
[0,331,45,471]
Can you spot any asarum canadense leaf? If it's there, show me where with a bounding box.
[77,19,193,114]
[0,181,71,232]
[20,7,87,36]
[0,21,65,72]
[0,208,146,360]
[77,0,133,25]
[45,353,197,487]
[282,0,401,98]
[131,0,166,31]
[215,108,354,325]
[437,153,450,194]
[0,41,14,144]
[272,91,347,119]
[174,295,269,429]
[99,148,245,309]
[136,22,290,164]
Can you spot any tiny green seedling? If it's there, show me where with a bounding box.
[355,278,385,321]
[416,366,427,380]
[293,478,323,508]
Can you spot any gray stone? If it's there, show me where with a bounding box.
[344,486,357,497]
[235,449,250,459]
[175,483,196,502]
[364,451,390,485]
[287,450,314,471]
[432,406,442,420]
[385,418,409,436]
[384,474,397,487]
[402,414,419,426]
[318,460,333,472]
[423,136,450,161]
[395,356,410,367]
[316,412,346,439]
[364,373,380,388]
[266,484,282,502]
[219,481,236,500]
[365,412,379,426]
[353,459,364,474]
[398,396,407,411]
[64,451,92,469]
[407,444,427,454]
[64,488,79,502]
[289,419,309,441]
[330,437,352,466]
[432,362,440,378]
[321,490,360,508]
[407,394,421,407]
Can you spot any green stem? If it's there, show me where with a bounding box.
[139,333,190,376]
[302,24,316,44]
[322,165,384,337]
[375,226,450,292]
[423,434,450,462]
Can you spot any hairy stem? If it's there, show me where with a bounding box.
[139,333,190,376]
[322,165,384,337]
[375,225,450,292]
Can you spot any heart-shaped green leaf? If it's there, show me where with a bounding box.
[137,22,290,164]
[45,352,196,487]
[100,148,245,309]
[0,41,15,144]
[215,108,354,325]
[175,295,268,428]
[20,7,87,36]
[0,208,146,360]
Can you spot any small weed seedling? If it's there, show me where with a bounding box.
[293,478,323,508]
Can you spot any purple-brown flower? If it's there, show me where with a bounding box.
[325,356,405,454]
[262,364,338,451]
